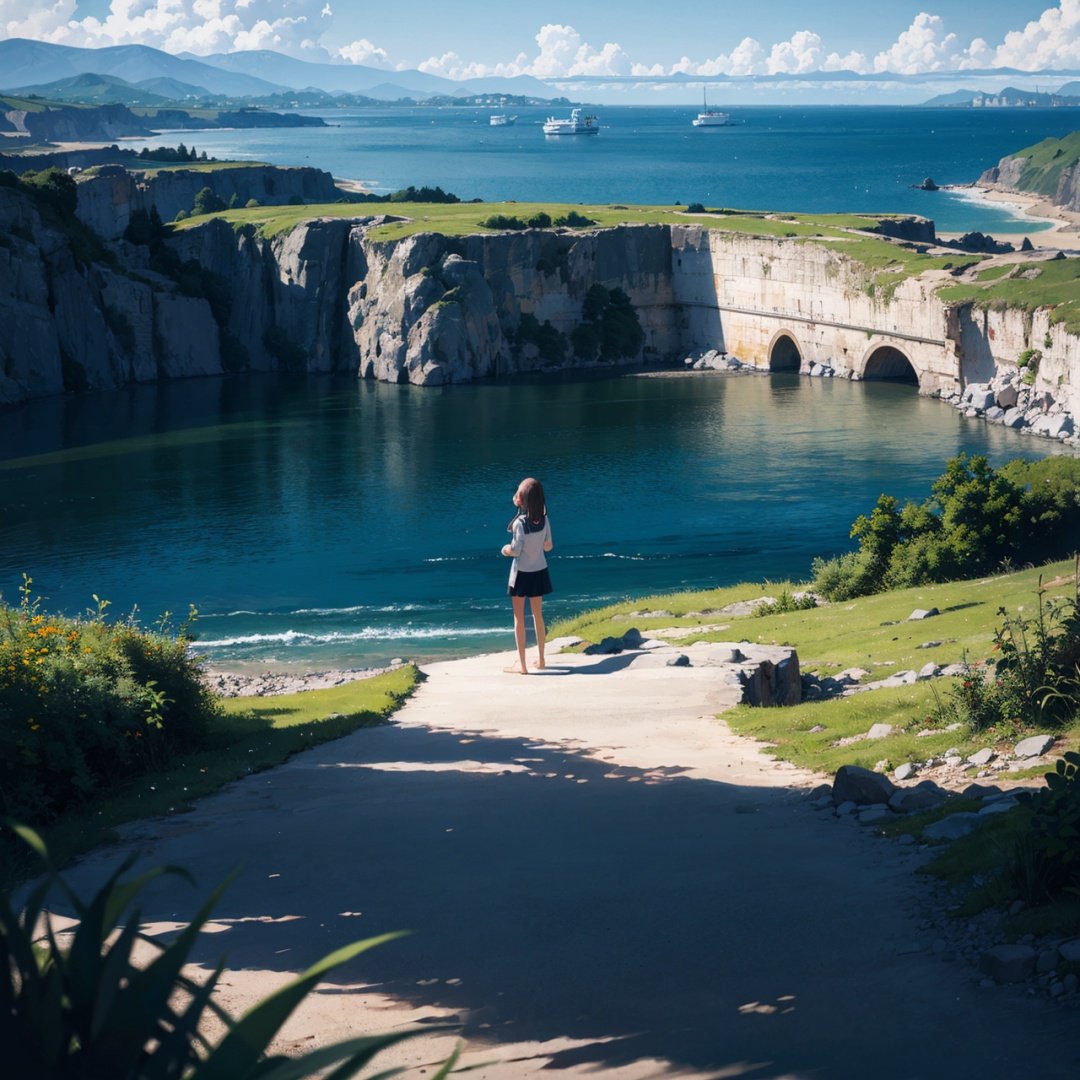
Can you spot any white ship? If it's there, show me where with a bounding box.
[542,108,599,135]
[692,90,730,127]
[489,114,517,126]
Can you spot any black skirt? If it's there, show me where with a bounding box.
[508,567,553,597]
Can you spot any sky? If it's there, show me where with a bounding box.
[4,1,1080,102]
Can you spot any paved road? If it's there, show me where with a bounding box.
[55,647,1080,1079]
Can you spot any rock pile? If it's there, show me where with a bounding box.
[813,761,1080,1004]
[938,371,1079,447]
[580,627,802,707]
[682,349,749,372]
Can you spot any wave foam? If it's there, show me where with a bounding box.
[191,626,507,648]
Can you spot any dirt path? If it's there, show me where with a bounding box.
[54,646,1078,1079]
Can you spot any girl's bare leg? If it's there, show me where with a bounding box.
[505,595,528,673]
[530,595,546,668]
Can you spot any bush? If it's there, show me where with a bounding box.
[686,202,706,213]
[191,185,226,216]
[245,197,260,208]
[812,454,1080,600]
[527,211,552,228]
[479,213,527,230]
[929,576,1080,735]
[0,579,220,824]
[572,284,645,362]
[516,312,567,366]
[387,185,459,203]
[754,589,818,617]
[1011,751,1080,903]
[553,210,596,228]
[0,825,456,1079]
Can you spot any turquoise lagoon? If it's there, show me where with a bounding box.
[1,372,1071,670]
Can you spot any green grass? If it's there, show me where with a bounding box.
[937,255,1080,335]
[134,160,269,175]
[1004,131,1080,199]
[552,558,1080,776]
[1,665,419,889]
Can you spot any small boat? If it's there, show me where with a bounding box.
[692,89,730,127]
[542,108,599,135]
[489,114,517,126]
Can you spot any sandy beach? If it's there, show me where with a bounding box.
[939,183,1080,250]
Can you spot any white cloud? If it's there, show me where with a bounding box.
[767,30,823,75]
[337,36,392,68]
[872,12,965,73]
[992,0,1080,69]
[5,4,1080,83]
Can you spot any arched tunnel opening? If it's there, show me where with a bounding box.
[864,346,918,386]
[769,334,801,372]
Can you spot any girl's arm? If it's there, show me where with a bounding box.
[502,519,524,558]
[543,519,553,552]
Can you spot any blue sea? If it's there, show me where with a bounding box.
[2,374,1074,671]
[122,104,1080,233]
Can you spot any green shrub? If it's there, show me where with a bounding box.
[686,202,706,213]
[930,576,1080,734]
[813,454,1080,600]
[571,284,644,362]
[516,312,567,365]
[1011,751,1080,903]
[0,580,220,824]
[553,210,596,228]
[0,825,456,1079]
[479,213,527,230]
[527,211,552,228]
[245,197,260,208]
[191,186,226,216]
[754,589,818,617]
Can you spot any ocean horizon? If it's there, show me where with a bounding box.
[121,103,1079,235]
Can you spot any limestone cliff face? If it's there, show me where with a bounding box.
[2,184,1079,448]
[349,226,677,384]
[0,184,225,406]
[76,165,343,239]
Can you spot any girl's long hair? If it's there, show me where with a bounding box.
[508,477,547,530]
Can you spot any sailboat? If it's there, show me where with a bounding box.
[692,89,730,127]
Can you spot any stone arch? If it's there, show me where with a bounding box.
[768,331,802,372]
[863,344,918,386]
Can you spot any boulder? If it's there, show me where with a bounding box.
[739,653,801,707]
[867,723,896,740]
[586,636,625,655]
[621,627,644,648]
[889,782,949,813]
[908,608,939,621]
[1002,407,1026,428]
[967,748,996,767]
[833,765,896,806]
[666,653,691,667]
[893,762,917,781]
[917,662,940,680]
[996,384,1019,409]
[924,812,982,840]
[1014,734,1054,759]
[980,945,1036,984]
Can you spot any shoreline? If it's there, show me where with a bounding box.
[938,182,1080,249]
[203,662,407,697]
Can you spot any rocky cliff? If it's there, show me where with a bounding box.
[76,165,344,239]
[2,177,1078,450]
[978,130,1080,212]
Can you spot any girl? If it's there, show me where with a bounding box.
[500,477,553,674]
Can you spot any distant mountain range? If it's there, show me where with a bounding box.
[923,83,1080,107]
[0,37,558,104]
